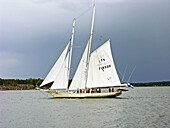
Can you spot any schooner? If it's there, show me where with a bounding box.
[39,4,133,98]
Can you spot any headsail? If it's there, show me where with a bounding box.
[69,41,89,90]
[50,52,69,89]
[40,42,70,87]
[86,40,121,88]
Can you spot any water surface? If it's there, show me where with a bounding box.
[0,87,170,128]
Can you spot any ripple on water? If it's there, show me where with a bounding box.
[0,87,170,128]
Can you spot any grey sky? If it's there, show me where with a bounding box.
[0,0,170,82]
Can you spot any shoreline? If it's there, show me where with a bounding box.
[1,78,170,91]
[0,88,35,91]
[1,86,169,91]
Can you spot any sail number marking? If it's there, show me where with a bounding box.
[99,64,111,71]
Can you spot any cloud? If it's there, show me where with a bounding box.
[0,0,170,81]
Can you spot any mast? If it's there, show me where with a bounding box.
[67,18,76,89]
[85,4,96,89]
[88,4,96,62]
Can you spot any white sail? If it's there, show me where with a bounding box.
[40,5,130,98]
[86,40,121,88]
[69,41,89,90]
[40,42,70,87]
[50,52,69,89]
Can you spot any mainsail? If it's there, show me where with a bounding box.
[50,52,69,89]
[40,42,70,87]
[69,41,89,90]
[86,40,121,88]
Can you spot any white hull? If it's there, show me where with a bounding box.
[46,90,122,98]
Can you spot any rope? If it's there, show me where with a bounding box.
[122,64,128,82]
[38,89,49,98]
[75,4,93,20]
[127,66,136,83]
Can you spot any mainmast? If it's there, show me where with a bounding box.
[85,4,96,88]
[67,18,76,88]
[88,4,96,62]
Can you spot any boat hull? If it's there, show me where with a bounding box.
[46,90,122,98]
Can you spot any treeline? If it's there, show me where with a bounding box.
[0,78,43,90]
[132,81,170,87]
[0,78,170,90]
[0,78,43,86]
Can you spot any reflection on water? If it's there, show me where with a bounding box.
[0,87,170,128]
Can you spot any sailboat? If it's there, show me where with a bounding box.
[39,4,133,98]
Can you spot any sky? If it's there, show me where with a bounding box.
[0,0,170,83]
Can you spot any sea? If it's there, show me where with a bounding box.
[0,87,170,128]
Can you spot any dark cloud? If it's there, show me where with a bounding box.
[0,0,170,82]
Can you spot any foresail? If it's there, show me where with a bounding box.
[69,41,89,90]
[40,42,70,87]
[50,52,69,89]
[86,40,121,88]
